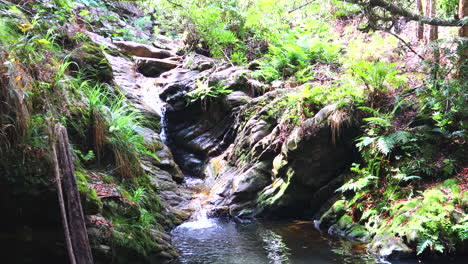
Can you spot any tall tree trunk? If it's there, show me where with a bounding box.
[459,0,468,78]
[424,0,439,44]
[417,0,424,40]
[55,124,94,264]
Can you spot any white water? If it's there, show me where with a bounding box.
[177,200,216,229]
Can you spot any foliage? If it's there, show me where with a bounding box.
[348,60,405,93]
[187,80,232,108]
[418,79,467,135]
[253,33,341,83]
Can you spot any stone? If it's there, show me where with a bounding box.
[159,69,199,105]
[318,200,346,228]
[369,234,414,259]
[209,66,250,90]
[70,42,113,83]
[153,35,175,50]
[208,206,230,217]
[114,40,175,58]
[183,53,218,71]
[135,57,179,77]
[225,91,251,108]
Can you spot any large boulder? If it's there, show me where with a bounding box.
[135,57,179,77]
[202,93,359,218]
[114,40,175,58]
[209,66,250,90]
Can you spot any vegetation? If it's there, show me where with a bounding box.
[0,0,466,262]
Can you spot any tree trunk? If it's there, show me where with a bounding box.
[50,126,76,264]
[55,124,94,264]
[424,0,439,44]
[416,0,424,40]
[459,0,468,78]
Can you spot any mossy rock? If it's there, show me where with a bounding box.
[318,199,346,228]
[346,224,371,242]
[70,42,113,83]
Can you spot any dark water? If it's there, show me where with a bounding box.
[171,218,467,264]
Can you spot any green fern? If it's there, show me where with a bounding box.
[417,238,433,255]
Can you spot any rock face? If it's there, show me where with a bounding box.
[114,40,175,59]
[157,56,359,218]
[203,98,358,218]
[87,30,192,263]
[135,57,179,77]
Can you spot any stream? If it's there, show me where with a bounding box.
[171,214,467,264]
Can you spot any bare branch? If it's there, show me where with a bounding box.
[343,0,467,26]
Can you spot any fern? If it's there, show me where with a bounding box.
[388,130,410,145]
[417,238,433,255]
[358,106,385,117]
[363,117,392,127]
[393,173,421,182]
[376,136,393,155]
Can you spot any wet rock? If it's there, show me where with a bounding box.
[138,129,184,183]
[183,53,218,71]
[136,57,179,77]
[231,161,271,199]
[208,206,230,217]
[225,91,252,108]
[159,69,199,107]
[114,40,174,58]
[327,215,371,242]
[369,235,414,259]
[318,200,346,228]
[202,94,358,218]
[209,66,250,90]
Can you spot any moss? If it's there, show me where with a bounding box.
[461,191,468,211]
[318,200,346,228]
[336,214,353,230]
[70,42,113,83]
[76,171,103,215]
[346,224,370,241]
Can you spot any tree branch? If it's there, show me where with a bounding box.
[343,0,468,26]
[289,0,316,14]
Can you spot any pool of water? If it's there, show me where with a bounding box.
[171,218,468,264]
[172,218,373,264]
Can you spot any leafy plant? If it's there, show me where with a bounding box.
[130,187,147,205]
[349,60,405,93]
[187,80,232,109]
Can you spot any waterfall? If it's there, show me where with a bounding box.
[178,199,216,229]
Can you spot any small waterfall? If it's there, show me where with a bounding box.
[159,104,168,143]
[178,199,216,229]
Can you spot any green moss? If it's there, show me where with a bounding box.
[336,214,353,230]
[70,42,113,83]
[461,191,468,210]
[318,200,347,228]
[346,224,370,241]
[76,171,103,214]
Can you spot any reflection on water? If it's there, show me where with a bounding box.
[172,219,375,264]
[261,230,290,264]
[172,219,468,264]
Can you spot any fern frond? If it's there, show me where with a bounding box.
[363,117,392,127]
[417,238,432,255]
[393,173,421,182]
[356,136,375,150]
[387,130,410,145]
[358,106,383,117]
[376,136,393,155]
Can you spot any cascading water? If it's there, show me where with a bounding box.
[176,199,215,229]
